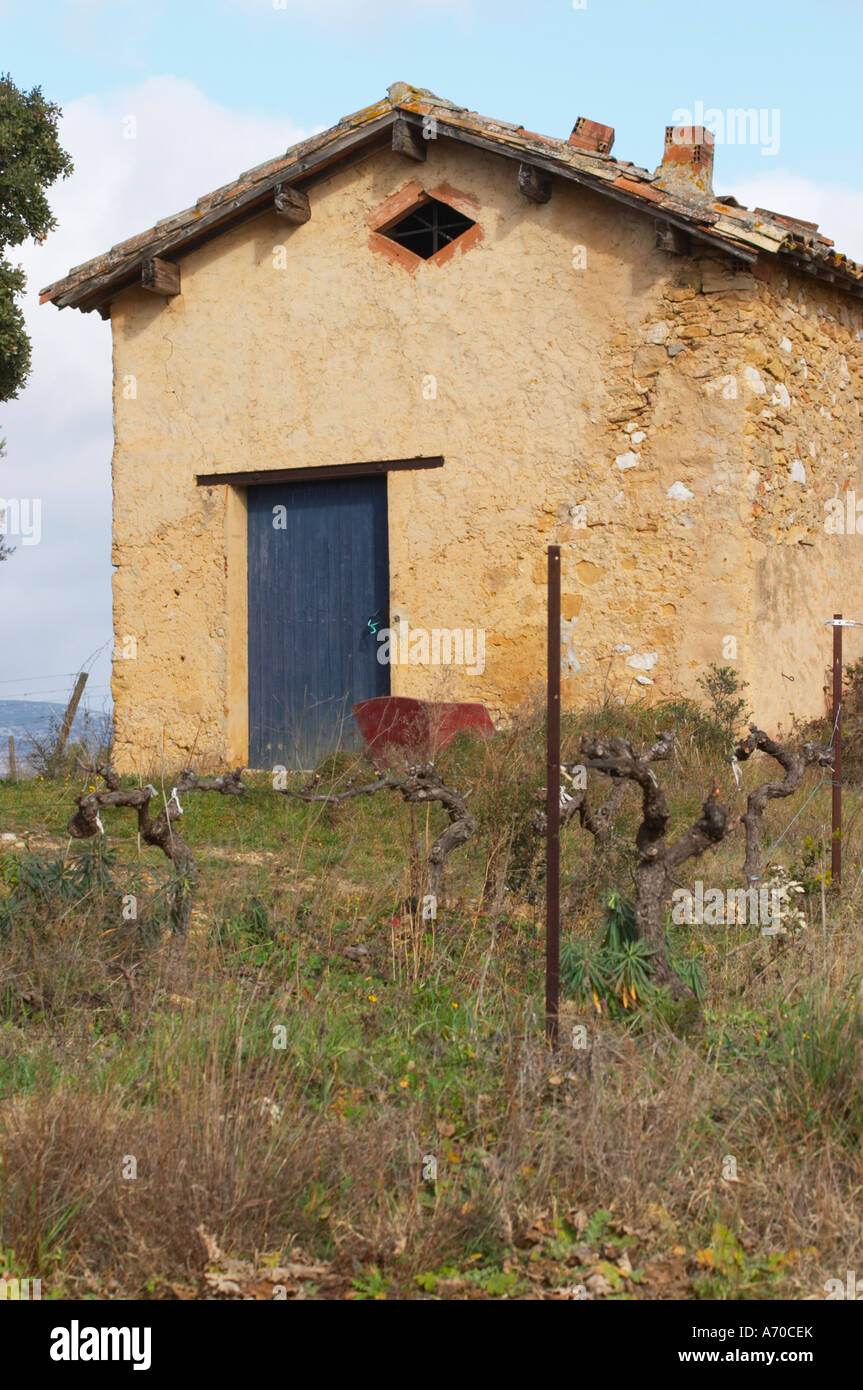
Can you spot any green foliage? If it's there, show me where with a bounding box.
[583,1207,613,1244]
[0,439,12,561]
[790,834,831,895]
[412,1262,524,1298]
[561,895,656,1014]
[562,895,708,1017]
[796,658,863,786]
[0,1244,62,1296]
[693,1222,791,1300]
[460,708,547,899]
[560,936,613,1011]
[0,843,164,940]
[768,981,863,1145]
[0,261,29,404]
[212,896,274,953]
[696,664,751,752]
[667,948,707,1003]
[609,939,656,1008]
[603,892,638,952]
[64,844,117,897]
[0,851,72,934]
[0,72,73,401]
[350,1265,390,1299]
[650,985,703,1037]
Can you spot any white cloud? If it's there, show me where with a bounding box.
[1,78,308,709]
[720,172,863,264]
[37,76,309,284]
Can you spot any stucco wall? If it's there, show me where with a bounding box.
[108,136,863,771]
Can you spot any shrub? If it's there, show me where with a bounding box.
[768,980,863,1146]
[696,665,751,754]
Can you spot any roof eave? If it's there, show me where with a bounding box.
[40,108,400,314]
[39,95,863,314]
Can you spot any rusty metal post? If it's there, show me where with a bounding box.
[832,614,842,888]
[546,545,561,1048]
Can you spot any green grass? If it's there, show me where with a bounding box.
[1,712,862,1300]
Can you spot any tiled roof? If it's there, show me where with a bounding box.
[40,83,863,313]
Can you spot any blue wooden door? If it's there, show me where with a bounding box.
[247,475,390,768]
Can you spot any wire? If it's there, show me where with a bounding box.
[0,688,100,700]
[0,689,81,699]
[760,705,841,867]
[0,672,77,685]
[827,701,842,751]
[761,773,832,869]
[740,704,841,874]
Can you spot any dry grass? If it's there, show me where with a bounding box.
[0,695,861,1300]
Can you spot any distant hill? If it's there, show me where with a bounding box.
[0,699,106,775]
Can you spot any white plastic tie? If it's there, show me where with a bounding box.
[95,811,105,835]
[169,788,183,815]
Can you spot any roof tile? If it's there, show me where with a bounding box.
[40,84,863,310]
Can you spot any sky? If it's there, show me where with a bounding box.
[1,0,862,715]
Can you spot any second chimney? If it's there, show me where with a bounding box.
[653,125,715,199]
[569,117,615,155]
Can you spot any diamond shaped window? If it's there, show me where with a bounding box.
[380,196,476,261]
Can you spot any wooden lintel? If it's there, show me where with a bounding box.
[141,257,180,296]
[391,116,427,162]
[197,456,445,488]
[274,184,311,224]
[655,220,691,255]
[517,162,552,204]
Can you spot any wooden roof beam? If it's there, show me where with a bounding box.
[391,116,427,162]
[274,184,311,223]
[141,257,180,296]
[518,162,552,204]
[655,219,690,255]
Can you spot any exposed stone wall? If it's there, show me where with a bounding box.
[107,135,863,771]
[551,256,753,716]
[739,269,863,728]
[555,251,863,731]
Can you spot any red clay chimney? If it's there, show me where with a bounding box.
[653,125,715,198]
[568,117,614,155]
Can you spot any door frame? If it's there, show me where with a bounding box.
[197,456,445,768]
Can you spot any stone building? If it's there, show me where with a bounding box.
[42,84,863,770]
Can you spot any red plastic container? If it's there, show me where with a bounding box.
[351,696,494,762]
